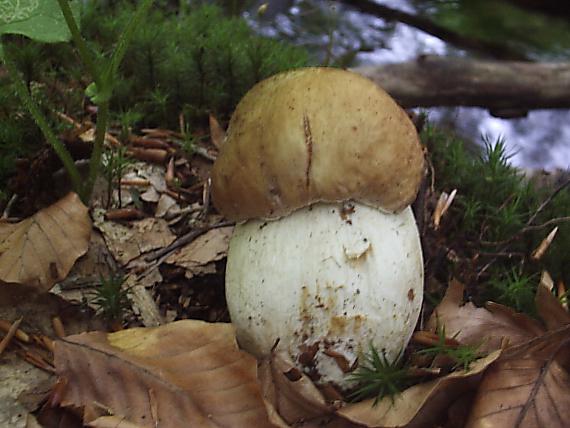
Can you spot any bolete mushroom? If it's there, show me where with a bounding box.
[211,67,424,389]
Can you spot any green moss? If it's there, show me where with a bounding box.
[0,2,309,197]
[82,2,308,126]
[424,123,570,315]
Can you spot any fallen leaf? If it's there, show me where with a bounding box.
[155,194,179,218]
[55,320,274,427]
[0,352,53,428]
[466,325,570,428]
[259,351,333,426]
[535,276,570,331]
[427,280,543,353]
[337,351,501,428]
[166,227,233,279]
[0,193,91,291]
[209,114,226,149]
[123,272,163,327]
[94,210,175,265]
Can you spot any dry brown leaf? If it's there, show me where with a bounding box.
[55,320,275,427]
[166,227,233,279]
[209,114,226,149]
[123,273,163,327]
[466,325,570,428]
[0,193,91,291]
[427,280,544,353]
[93,211,175,265]
[535,281,570,331]
[259,350,334,426]
[337,351,501,428]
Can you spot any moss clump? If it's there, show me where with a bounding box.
[423,123,570,315]
[0,2,309,198]
[81,2,308,126]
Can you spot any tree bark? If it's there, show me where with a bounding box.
[353,56,570,116]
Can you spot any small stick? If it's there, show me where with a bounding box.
[18,350,55,373]
[120,178,151,187]
[0,318,23,355]
[105,208,145,221]
[0,318,29,343]
[145,221,234,262]
[1,193,18,219]
[52,316,66,338]
[412,330,461,348]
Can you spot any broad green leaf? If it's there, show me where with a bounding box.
[0,0,80,45]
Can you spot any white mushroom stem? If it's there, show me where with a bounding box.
[225,201,423,389]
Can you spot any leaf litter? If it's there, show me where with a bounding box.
[2,113,570,427]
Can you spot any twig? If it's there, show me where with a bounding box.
[480,177,570,247]
[145,221,234,262]
[0,318,23,355]
[0,318,29,343]
[527,176,570,226]
[1,193,18,219]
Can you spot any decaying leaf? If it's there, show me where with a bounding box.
[466,325,570,428]
[432,189,457,230]
[427,280,543,353]
[535,279,570,331]
[259,351,333,426]
[337,351,501,428]
[55,320,274,427]
[166,227,233,279]
[258,349,500,428]
[209,114,226,149]
[0,193,91,291]
[93,210,175,265]
[123,272,163,327]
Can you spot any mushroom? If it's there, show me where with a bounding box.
[211,67,424,389]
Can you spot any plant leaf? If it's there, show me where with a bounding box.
[54,320,274,427]
[0,192,91,290]
[466,325,570,428]
[427,280,544,353]
[0,0,80,48]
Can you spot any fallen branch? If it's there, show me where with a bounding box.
[354,56,570,115]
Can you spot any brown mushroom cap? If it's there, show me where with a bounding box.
[211,67,424,221]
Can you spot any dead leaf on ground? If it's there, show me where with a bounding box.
[166,227,233,279]
[54,320,274,427]
[123,272,163,327]
[0,352,53,428]
[427,280,544,353]
[337,351,501,428]
[209,114,226,149]
[93,210,175,265]
[259,351,334,426]
[0,193,91,291]
[466,325,570,428]
[535,276,570,331]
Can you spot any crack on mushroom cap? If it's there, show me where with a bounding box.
[303,113,313,189]
[211,67,425,222]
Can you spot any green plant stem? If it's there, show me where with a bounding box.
[86,101,109,199]
[2,45,83,194]
[56,0,102,87]
[109,0,155,78]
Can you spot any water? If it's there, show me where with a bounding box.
[248,0,570,170]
